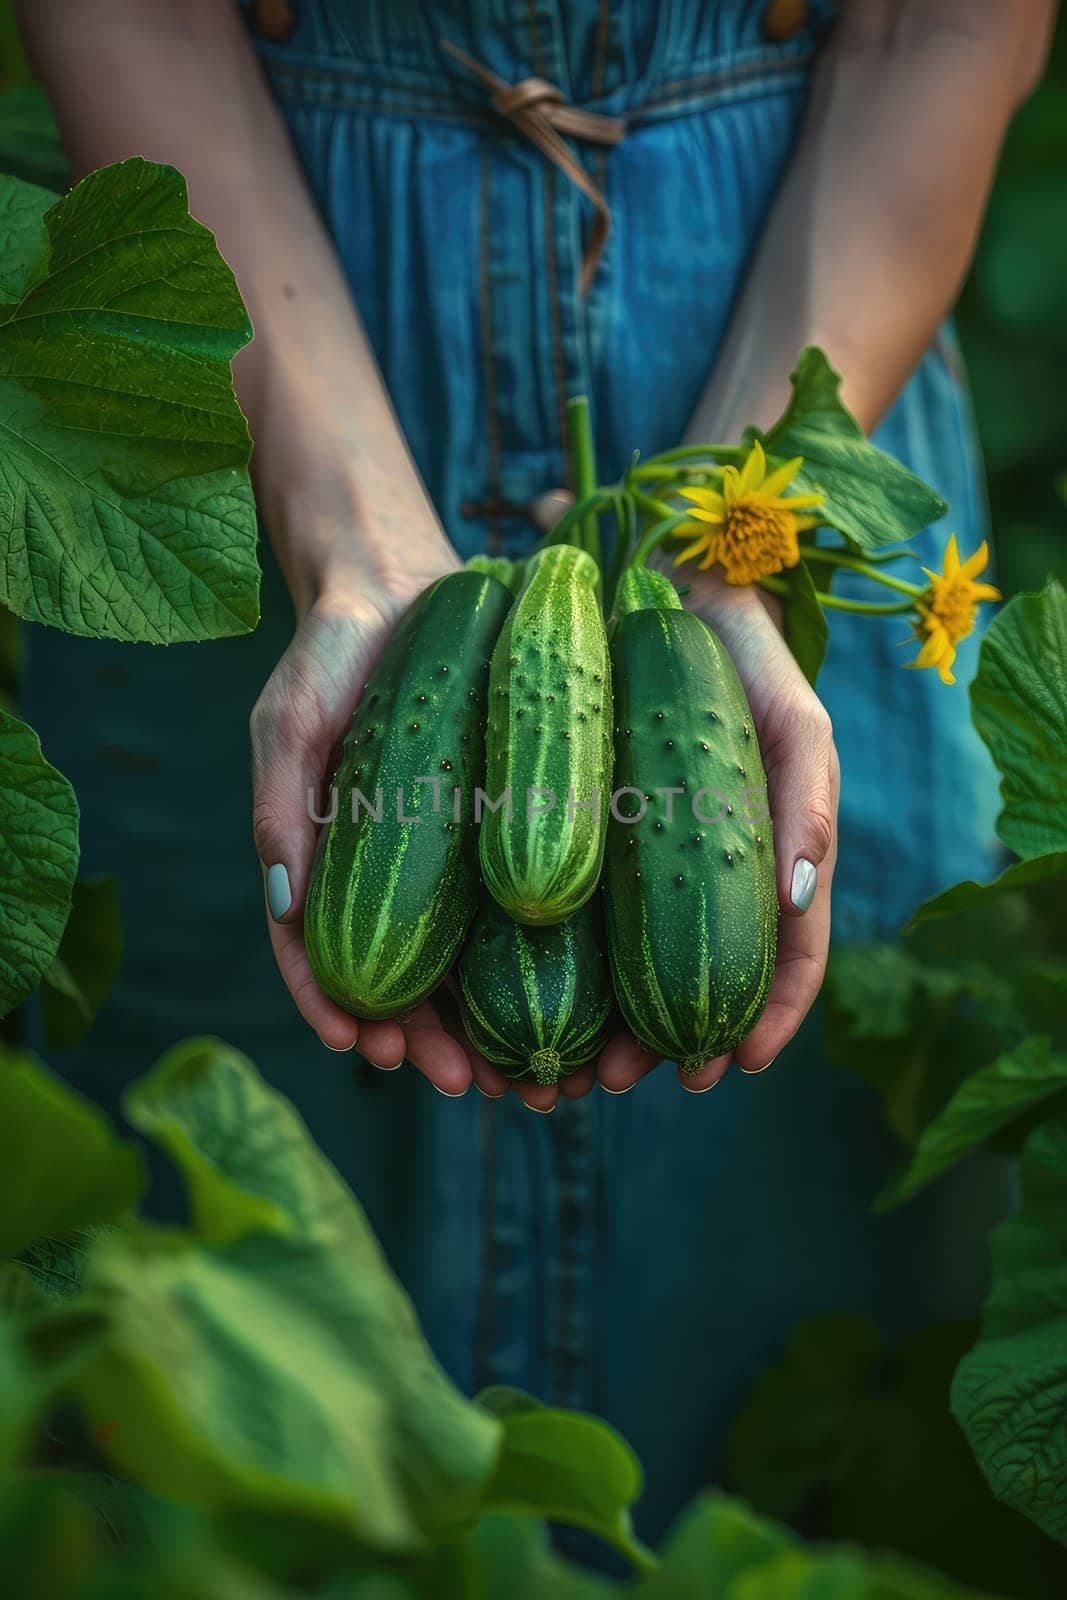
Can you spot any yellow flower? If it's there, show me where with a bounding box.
[908,534,1001,686]
[670,439,825,586]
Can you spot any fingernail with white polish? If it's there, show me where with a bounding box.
[790,858,818,913]
[266,862,292,921]
[682,1078,720,1094]
[740,1055,778,1076]
[433,1084,468,1098]
[525,1102,555,1114]
[323,1038,357,1053]
[601,1083,634,1096]
[476,1085,507,1099]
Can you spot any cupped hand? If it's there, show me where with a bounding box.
[250,542,601,1106]
[597,571,839,1095]
[250,545,476,1089]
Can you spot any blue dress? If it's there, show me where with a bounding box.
[26,0,1009,1541]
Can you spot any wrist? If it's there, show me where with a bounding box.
[257,461,459,621]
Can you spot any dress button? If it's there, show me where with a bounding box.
[530,487,575,534]
[250,0,297,43]
[762,0,808,42]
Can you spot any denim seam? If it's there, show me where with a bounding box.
[260,50,816,124]
[477,144,503,553]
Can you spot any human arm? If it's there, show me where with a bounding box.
[600,0,1055,1091]
[17,0,501,1088]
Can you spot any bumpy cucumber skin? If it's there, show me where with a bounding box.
[480,545,612,927]
[304,572,513,1018]
[458,896,615,1085]
[611,565,682,626]
[604,607,778,1071]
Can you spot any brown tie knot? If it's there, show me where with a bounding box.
[440,38,626,293]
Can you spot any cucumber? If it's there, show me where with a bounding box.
[609,565,681,633]
[458,895,615,1085]
[604,589,778,1072]
[305,570,513,1018]
[480,544,612,927]
[465,553,525,595]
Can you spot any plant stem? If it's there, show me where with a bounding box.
[802,546,924,596]
[545,488,615,551]
[631,511,690,568]
[758,574,916,615]
[632,488,676,524]
[567,395,601,572]
[640,442,746,467]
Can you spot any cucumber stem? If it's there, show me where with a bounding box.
[567,395,602,575]
[529,1047,562,1087]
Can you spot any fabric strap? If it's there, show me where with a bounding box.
[440,38,626,294]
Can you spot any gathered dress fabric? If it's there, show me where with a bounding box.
[26,0,1010,1541]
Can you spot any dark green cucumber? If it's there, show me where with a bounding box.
[458,895,615,1085]
[480,544,612,927]
[305,571,513,1018]
[604,586,778,1071]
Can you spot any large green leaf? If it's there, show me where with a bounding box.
[878,1036,1067,1209]
[40,875,122,1050]
[953,1111,1067,1545]
[823,943,979,1142]
[638,1494,997,1599]
[475,1386,647,1568]
[906,852,1067,929]
[727,1315,1066,1597]
[70,1039,500,1551]
[0,1047,141,1259]
[970,582,1067,860]
[0,706,78,1015]
[760,348,948,551]
[0,158,259,643]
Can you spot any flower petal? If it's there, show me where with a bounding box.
[673,536,713,568]
[761,455,804,497]
[941,533,961,579]
[737,440,765,495]
[958,540,990,582]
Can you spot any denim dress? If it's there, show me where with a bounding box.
[26,0,1008,1541]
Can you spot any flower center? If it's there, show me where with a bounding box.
[718,498,799,584]
[928,580,979,643]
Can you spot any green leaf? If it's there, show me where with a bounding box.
[0,1046,142,1259]
[0,169,50,303]
[761,347,948,551]
[878,1037,1067,1209]
[906,851,1067,929]
[40,876,122,1050]
[781,557,830,686]
[728,1313,1065,1597]
[475,1385,648,1569]
[639,1493,998,1599]
[0,1314,38,1474]
[953,1111,1067,1545]
[970,581,1067,860]
[0,706,78,1016]
[77,1038,500,1550]
[823,943,976,1142]
[0,83,67,193]
[0,158,260,643]
[466,1513,615,1599]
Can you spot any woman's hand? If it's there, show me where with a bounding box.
[249,524,590,1107]
[250,515,513,1095]
[598,573,839,1095]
